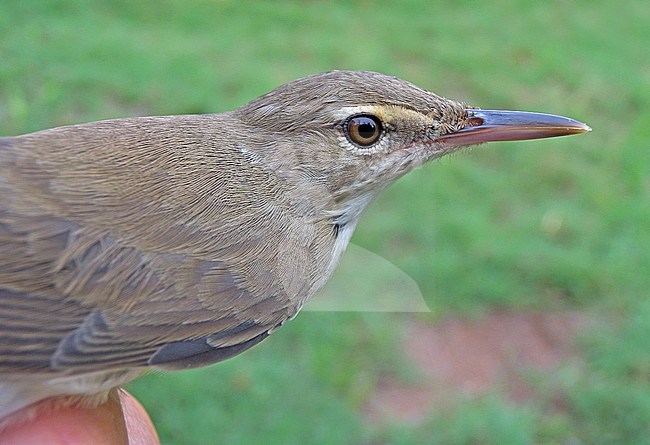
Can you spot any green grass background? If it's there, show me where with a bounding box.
[1,1,648,443]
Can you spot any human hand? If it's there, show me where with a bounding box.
[0,389,159,445]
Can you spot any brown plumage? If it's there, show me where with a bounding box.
[0,70,590,421]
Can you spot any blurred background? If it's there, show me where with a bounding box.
[1,1,648,443]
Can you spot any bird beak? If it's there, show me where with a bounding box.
[436,109,591,147]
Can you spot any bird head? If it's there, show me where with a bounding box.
[234,70,590,224]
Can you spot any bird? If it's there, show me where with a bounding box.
[0,70,590,424]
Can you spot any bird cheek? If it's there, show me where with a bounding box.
[405,138,449,163]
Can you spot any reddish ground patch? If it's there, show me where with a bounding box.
[365,311,587,424]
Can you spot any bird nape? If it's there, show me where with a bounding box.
[0,70,590,425]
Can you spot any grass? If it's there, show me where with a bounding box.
[1,1,648,443]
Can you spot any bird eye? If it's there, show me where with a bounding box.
[345,115,382,147]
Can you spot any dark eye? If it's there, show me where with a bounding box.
[345,115,383,147]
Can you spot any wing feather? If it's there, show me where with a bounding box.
[0,124,311,376]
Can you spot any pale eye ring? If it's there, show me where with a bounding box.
[344,115,383,147]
